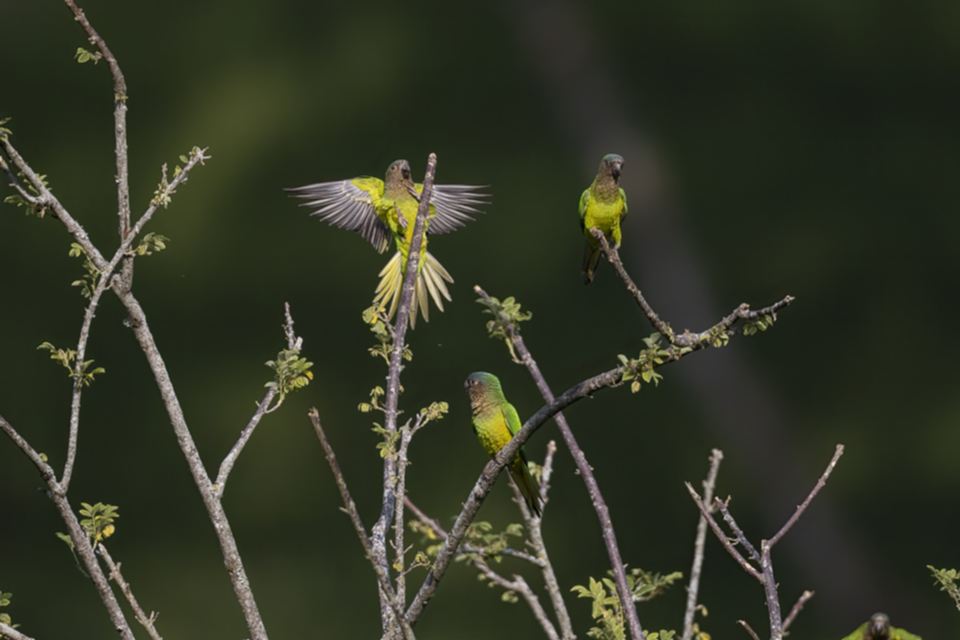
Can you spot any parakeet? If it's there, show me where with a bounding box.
[287,159,487,327]
[840,612,922,640]
[580,153,627,284]
[464,372,543,516]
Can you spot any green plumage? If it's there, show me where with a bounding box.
[580,153,628,284]
[840,613,921,640]
[464,372,543,516]
[287,159,487,327]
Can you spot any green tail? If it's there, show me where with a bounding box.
[511,453,543,517]
[582,241,601,284]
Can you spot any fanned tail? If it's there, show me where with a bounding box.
[373,250,453,328]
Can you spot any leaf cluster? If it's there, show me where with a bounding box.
[928,565,960,611]
[459,521,524,564]
[407,519,444,559]
[56,502,119,553]
[571,567,683,640]
[74,47,102,64]
[264,349,313,407]
[3,166,50,218]
[68,243,102,298]
[476,295,531,361]
[742,313,777,336]
[0,591,17,637]
[617,334,673,393]
[127,232,169,257]
[37,341,105,386]
[363,305,411,364]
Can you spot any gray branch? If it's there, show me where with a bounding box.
[98,545,164,640]
[682,449,723,640]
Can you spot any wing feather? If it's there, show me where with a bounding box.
[286,178,391,253]
[413,183,490,235]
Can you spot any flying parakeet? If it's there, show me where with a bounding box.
[580,153,627,284]
[464,372,543,516]
[287,159,487,327]
[840,612,922,640]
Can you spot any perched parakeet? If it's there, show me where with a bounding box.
[840,612,922,640]
[464,372,543,516]
[580,153,627,284]
[287,159,487,327]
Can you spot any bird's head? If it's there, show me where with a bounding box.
[865,613,890,640]
[465,372,502,404]
[600,153,625,183]
[386,159,414,189]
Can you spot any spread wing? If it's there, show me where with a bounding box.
[286,177,391,254]
[410,183,490,235]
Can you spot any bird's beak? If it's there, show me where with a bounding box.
[611,161,622,181]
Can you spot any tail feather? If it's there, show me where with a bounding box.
[582,241,601,284]
[373,250,455,328]
[511,455,543,517]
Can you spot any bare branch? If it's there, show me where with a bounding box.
[475,284,641,640]
[682,449,723,640]
[474,560,561,640]
[715,498,761,564]
[0,413,136,639]
[508,453,575,640]
[116,289,267,640]
[760,541,783,639]
[62,0,130,239]
[684,483,762,582]
[98,545,163,640]
[308,409,416,640]
[782,590,814,632]
[593,229,793,352]
[61,267,114,492]
[768,445,844,548]
[0,622,35,640]
[215,387,278,494]
[737,620,762,640]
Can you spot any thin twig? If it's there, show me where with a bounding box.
[0,414,136,640]
[98,545,163,640]
[475,284,641,640]
[0,622,35,640]
[215,303,301,491]
[474,559,561,640]
[594,230,793,352]
[737,620,762,640]
[308,409,416,640]
[682,449,723,640]
[215,387,278,494]
[62,0,130,239]
[509,443,575,640]
[715,498,761,563]
[403,497,543,566]
[768,445,844,548]
[782,590,814,632]
[684,483,762,582]
[61,269,113,492]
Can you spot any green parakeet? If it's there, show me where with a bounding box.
[464,372,543,516]
[287,159,487,327]
[840,612,922,640]
[580,153,627,284]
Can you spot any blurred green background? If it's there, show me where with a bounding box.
[2,0,959,638]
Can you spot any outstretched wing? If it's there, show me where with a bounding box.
[286,177,391,254]
[411,182,490,235]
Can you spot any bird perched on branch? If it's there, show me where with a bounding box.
[287,159,487,327]
[464,372,543,516]
[580,153,627,284]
